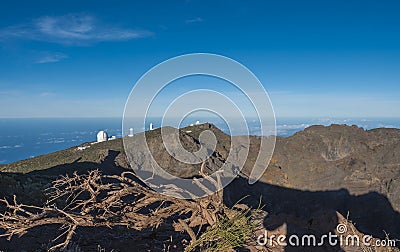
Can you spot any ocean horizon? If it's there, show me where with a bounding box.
[0,117,399,164]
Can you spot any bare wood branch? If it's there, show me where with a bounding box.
[0,168,235,250]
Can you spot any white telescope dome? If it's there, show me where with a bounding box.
[128,128,134,137]
[97,130,108,142]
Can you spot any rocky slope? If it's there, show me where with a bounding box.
[265,124,400,211]
[1,122,400,211]
[0,123,399,250]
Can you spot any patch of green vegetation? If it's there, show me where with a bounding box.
[1,138,125,174]
[185,206,257,252]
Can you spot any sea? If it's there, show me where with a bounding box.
[0,117,399,164]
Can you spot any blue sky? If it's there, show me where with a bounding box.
[0,0,399,118]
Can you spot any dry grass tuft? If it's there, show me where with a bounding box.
[184,206,256,252]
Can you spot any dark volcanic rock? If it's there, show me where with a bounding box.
[123,123,231,179]
[266,124,400,211]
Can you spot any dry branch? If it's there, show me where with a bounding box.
[0,162,239,251]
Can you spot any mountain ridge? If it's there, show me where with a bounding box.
[2,123,400,209]
[1,123,400,251]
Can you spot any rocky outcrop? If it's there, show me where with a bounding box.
[267,124,400,211]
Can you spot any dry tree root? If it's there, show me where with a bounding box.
[0,163,253,251]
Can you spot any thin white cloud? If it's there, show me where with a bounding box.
[0,145,22,149]
[185,17,203,24]
[0,90,20,97]
[0,13,152,45]
[36,53,68,64]
[39,92,56,97]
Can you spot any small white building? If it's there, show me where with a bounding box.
[150,123,154,131]
[97,130,108,142]
[128,128,134,137]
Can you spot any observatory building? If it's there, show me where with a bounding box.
[97,130,108,142]
[128,128,134,137]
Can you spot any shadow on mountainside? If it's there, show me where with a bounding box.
[29,150,127,177]
[0,150,130,208]
[0,151,185,251]
[1,151,399,251]
[224,176,400,251]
